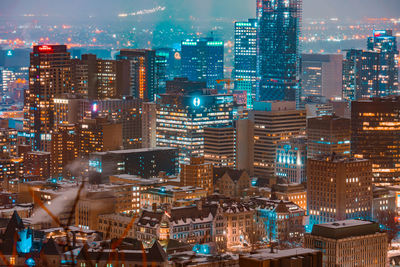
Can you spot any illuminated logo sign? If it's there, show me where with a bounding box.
[38,45,53,52]
[193,97,200,107]
[374,30,386,37]
[92,103,98,112]
[6,50,13,57]
[174,52,181,60]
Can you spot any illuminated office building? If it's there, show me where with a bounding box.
[351,97,400,184]
[258,0,302,102]
[24,151,51,179]
[250,101,306,179]
[342,49,380,101]
[343,30,399,101]
[54,96,142,149]
[89,147,178,183]
[180,157,214,195]
[305,220,387,267]
[234,19,258,109]
[204,125,236,168]
[51,124,78,179]
[307,115,351,159]
[367,30,399,96]
[275,136,306,184]
[155,48,182,80]
[300,53,343,101]
[117,49,156,101]
[71,54,130,99]
[25,45,71,151]
[156,90,234,165]
[181,38,224,89]
[78,118,123,157]
[307,155,372,225]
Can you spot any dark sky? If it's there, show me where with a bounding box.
[0,0,399,20]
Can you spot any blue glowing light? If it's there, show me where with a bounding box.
[6,50,13,57]
[25,258,35,266]
[193,97,200,107]
[193,244,210,254]
[17,229,32,253]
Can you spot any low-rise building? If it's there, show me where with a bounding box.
[140,185,207,208]
[253,198,305,248]
[304,220,387,267]
[273,183,307,210]
[213,168,251,198]
[135,202,225,249]
[239,247,322,267]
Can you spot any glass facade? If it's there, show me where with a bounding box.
[258,0,301,103]
[181,38,224,89]
[234,19,258,109]
[156,92,233,165]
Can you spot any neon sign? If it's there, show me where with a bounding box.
[92,103,98,112]
[193,97,200,107]
[38,45,53,52]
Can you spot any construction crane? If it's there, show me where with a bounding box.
[216,78,244,94]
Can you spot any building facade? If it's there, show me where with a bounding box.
[307,156,373,225]
[258,0,302,103]
[234,19,258,109]
[305,220,387,267]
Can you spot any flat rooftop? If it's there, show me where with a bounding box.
[311,220,382,240]
[92,147,177,155]
[243,248,320,261]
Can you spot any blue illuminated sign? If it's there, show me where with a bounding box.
[193,97,200,107]
[6,50,13,57]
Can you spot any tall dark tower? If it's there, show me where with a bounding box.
[25,45,71,151]
[257,0,302,103]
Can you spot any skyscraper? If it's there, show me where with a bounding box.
[342,49,380,101]
[181,38,224,89]
[343,30,399,101]
[307,115,351,159]
[117,49,157,101]
[156,90,233,165]
[234,19,258,109]
[307,155,372,225]
[351,97,400,184]
[258,0,302,103]
[25,45,71,151]
[367,30,399,97]
[300,53,343,101]
[71,54,130,99]
[249,101,306,179]
[203,125,236,168]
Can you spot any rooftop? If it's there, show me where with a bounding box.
[310,220,383,239]
[242,247,320,260]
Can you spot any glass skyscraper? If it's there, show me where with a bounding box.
[156,90,233,165]
[343,30,399,101]
[234,19,258,109]
[257,0,302,102]
[367,30,399,97]
[181,38,224,89]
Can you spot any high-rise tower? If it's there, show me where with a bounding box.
[25,45,71,151]
[257,0,302,103]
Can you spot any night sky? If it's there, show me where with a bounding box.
[0,0,399,20]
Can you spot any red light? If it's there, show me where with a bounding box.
[38,45,53,52]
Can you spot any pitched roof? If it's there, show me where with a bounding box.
[2,210,24,241]
[136,210,164,227]
[42,237,60,255]
[213,167,247,183]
